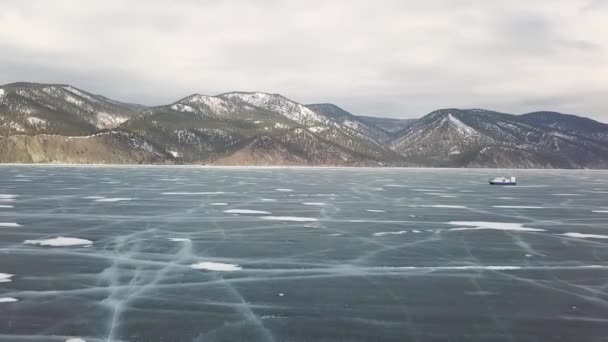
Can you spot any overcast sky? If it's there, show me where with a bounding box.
[0,0,606,120]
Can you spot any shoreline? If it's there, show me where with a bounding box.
[0,163,607,172]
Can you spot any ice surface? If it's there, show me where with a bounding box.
[559,232,608,239]
[261,216,319,222]
[448,221,546,232]
[426,205,467,209]
[190,262,242,271]
[65,338,86,342]
[210,203,228,206]
[1,167,607,341]
[24,237,93,247]
[224,209,271,215]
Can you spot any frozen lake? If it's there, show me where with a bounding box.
[1,166,608,341]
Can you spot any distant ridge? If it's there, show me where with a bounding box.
[1,82,607,168]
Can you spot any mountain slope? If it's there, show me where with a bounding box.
[120,94,300,162]
[214,129,390,166]
[393,109,608,168]
[305,103,394,143]
[356,116,416,134]
[121,92,404,165]
[0,82,144,137]
[221,93,403,162]
[0,131,169,164]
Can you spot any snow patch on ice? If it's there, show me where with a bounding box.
[0,297,18,303]
[275,188,294,192]
[493,206,545,209]
[168,238,190,242]
[224,209,271,215]
[0,273,14,283]
[24,237,93,247]
[374,230,407,236]
[366,209,386,213]
[163,192,228,195]
[210,203,228,206]
[592,210,608,213]
[0,222,20,227]
[261,216,318,222]
[65,338,87,342]
[559,232,608,239]
[448,221,545,232]
[391,265,521,271]
[95,197,133,202]
[190,262,242,271]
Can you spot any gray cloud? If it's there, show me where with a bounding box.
[0,0,606,121]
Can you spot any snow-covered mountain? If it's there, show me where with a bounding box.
[122,92,399,165]
[393,109,608,168]
[1,82,607,168]
[0,82,143,137]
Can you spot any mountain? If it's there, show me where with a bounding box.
[0,82,143,137]
[356,116,417,134]
[392,109,608,168]
[1,82,608,168]
[121,93,401,165]
[305,103,395,143]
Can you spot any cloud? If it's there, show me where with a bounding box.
[0,0,606,121]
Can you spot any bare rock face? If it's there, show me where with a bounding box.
[0,132,169,164]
